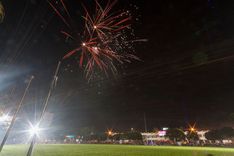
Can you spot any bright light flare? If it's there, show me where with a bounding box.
[190,128,195,132]
[107,129,113,136]
[188,123,197,133]
[108,131,112,135]
[0,114,8,122]
[29,125,40,136]
[0,113,11,125]
[26,123,43,138]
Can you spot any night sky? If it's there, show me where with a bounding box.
[1,0,234,133]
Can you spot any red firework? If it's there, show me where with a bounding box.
[48,0,138,78]
[83,0,132,41]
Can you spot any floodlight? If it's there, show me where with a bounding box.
[27,123,42,137]
[29,125,40,135]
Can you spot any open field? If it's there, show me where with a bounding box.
[1,144,234,156]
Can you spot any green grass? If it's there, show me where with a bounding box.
[1,144,234,156]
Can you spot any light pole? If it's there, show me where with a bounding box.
[0,75,34,152]
[26,61,61,156]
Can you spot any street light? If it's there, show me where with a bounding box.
[108,130,113,136]
[188,123,197,133]
[190,127,196,132]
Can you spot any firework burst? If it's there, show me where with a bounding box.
[49,0,140,78]
[83,0,132,40]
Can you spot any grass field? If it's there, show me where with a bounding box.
[1,144,234,156]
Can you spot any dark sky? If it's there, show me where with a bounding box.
[1,0,234,134]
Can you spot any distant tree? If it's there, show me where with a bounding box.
[85,132,106,142]
[219,127,234,140]
[113,132,142,141]
[205,130,222,141]
[187,131,199,141]
[205,127,234,141]
[78,127,94,141]
[125,132,143,140]
[166,128,185,142]
[112,133,123,140]
[96,132,107,141]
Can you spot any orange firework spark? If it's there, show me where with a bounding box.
[48,0,139,78]
[83,0,132,40]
